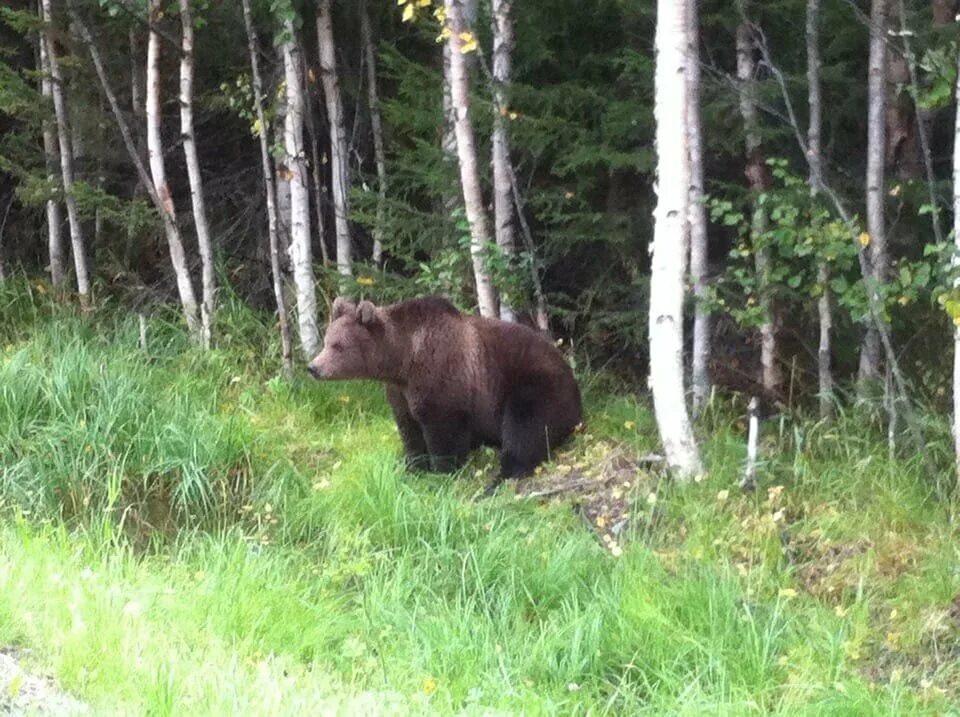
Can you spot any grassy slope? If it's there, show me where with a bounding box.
[0,280,958,715]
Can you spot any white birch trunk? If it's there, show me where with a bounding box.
[38,29,65,290]
[282,19,320,358]
[687,0,710,415]
[736,19,780,396]
[444,0,499,318]
[315,0,352,277]
[242,0,293,376]
[146,0,201,340]
[491,0,517,322]
[807,0,834,418]
[650,0,703,480]
[442,0,477,213]
[360,0,386,266]
[860,0,888,387]
[41,0,90,307]
[179,0,216,348]
[953,37,960,480]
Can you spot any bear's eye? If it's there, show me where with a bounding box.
[331,342,343,352]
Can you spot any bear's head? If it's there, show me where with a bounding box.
[307,298,394,381]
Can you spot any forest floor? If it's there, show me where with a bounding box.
[1,279,960,714]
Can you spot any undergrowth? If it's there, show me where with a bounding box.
[0,277,958,715]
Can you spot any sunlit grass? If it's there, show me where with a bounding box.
[0,278,955,714]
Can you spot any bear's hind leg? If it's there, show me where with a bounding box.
[386,385,430,471]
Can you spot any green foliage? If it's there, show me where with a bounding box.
[0,286,958,713]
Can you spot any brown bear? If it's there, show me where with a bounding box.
[307,296,582,484]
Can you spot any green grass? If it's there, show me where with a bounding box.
[0,278,958,714]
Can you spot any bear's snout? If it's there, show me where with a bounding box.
[306,362,324,379]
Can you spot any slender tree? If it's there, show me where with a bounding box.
[444,0,498,318]
[687,0,710,416]
[649,0,703,480]
[360,0,386,266]
[241,0,293,377]
[302,76,330,267]
[179,0,216,348]
[860,0,889,387]
[491,0,517,322]
[441,0,477,213]
[315,0,352,277]
[145,0,201,339]
[736,16,780,398]
[807,0,833,418]
[954,26,960,479]
[40,0,90,307]
[282,16,320,357]
[38,28,64,291]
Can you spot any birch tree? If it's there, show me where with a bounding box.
[686,0,710,415]
[40,0,90,307]
[491,0,517,322]
[241,0,293,377]
[282,15,320,357]
[860,0,888,386]
[360,0,386,266]
[735,16,780,397]
[649,0,703,480]
[441,0,477,213]
[807,0,833,418]
[444,0,499,318]
[38,29,64,290]
[179,0,216,348]
[145,0,201,339]
[315,0,352,277]
[954,31,960,479]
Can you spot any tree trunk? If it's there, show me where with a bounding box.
[444,0,499,318]
[649,0,703,480]
[860,0,889,387]
[442,0,477,214]
[315,0,352,277]
[70,3,201,334]
[687,0,710,416]
[953,27,960,481]
[179,0,216,348]
[282,18,320,358]
[38,27,65,291]
[146,0,201,340]
[242,0,293,377]
[807,0,833,419]
[491,0,517,322]
[885,3,921,181]
[736,18,780,397]
[360,0,386,266]
[41,0,90,308]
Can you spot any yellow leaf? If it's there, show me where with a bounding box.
[509,111,519,120]
[623,420,636,430]
[433,6,446,21]
[778,588,798,599]
[397,0,406,5]
[7,673,23,698]
[402,3,415,22]
[338,395,351,403]
[417,0,431,5]
[889,184,901,197]
[858,232,871,247]
[251,118,262,137]
[716,489,730,502]
[307,68,316,83]
[356,275,376,286]
[422,677,438,695]
[436,25,452,42]
[459,31,477,53]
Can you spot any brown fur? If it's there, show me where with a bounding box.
[308,296,583,480]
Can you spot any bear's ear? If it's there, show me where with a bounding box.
[357,300,379,326]
[331,297,355,321]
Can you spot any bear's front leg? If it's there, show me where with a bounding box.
[420,417,473,473]
[386,385,430,471]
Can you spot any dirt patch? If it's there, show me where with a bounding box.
[514,443,661,553]
[789,535,872,603]
[0,648,88,716]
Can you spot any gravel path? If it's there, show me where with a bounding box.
[0,649,87,716]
